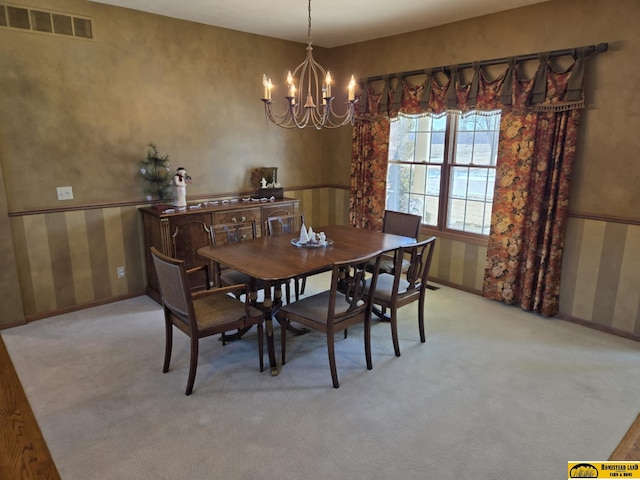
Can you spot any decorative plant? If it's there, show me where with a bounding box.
[140,143,173,201]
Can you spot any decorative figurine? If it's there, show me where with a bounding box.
[260,177,268,188]
[299,223,309,244]
[173,167,191,209]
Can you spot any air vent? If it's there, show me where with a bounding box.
[30,10,52,33]
[0,4,93,39]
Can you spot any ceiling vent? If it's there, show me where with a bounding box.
[0,4,93,39]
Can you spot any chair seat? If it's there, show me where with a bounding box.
[220,269,266,290]
[370,253,411,274]
[193,293,262,330]
[365,273,411,303]
[279,291,363,327]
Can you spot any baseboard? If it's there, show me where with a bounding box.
[20,291,147,325]
[557,313,640,343]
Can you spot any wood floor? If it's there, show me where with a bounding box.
[0,336,60,480]
[0,335,638,479]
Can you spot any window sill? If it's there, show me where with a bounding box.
[419,225,489,246]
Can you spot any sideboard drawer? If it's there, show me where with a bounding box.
[213,207,261,227]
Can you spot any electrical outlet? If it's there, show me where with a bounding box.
[117,266,126,279]
[56,186,74,201]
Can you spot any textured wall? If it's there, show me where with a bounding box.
[1,0,639,338]
[0,0,337,213]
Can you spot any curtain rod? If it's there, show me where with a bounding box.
[364,42,608,83]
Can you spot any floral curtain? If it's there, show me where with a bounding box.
[349,90,391,230]
[351,47,593,315]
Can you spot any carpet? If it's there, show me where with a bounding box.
[2,276,639,479]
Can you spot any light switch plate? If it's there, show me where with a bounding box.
[56,186,73,200]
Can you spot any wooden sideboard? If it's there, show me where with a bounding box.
[140,197,300,302]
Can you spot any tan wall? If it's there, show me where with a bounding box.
[1,0,639,338]
[0,0,337,214]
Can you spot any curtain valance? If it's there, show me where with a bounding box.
[356,43,607,120]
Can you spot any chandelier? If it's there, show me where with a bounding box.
[260,0,357,129]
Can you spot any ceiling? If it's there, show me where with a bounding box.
[90,0,549,48]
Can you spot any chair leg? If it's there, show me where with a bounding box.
[163,315,173,373]
[257,323,264,372]
[294,278,300,301]
[391,307,401,357]
[327,331,339,388]
[364,315,373,370]
[418,290,427,343]
[284,282,291,305]
[301,276,307,295]
[185,335,199,396]
[280,318,287,365]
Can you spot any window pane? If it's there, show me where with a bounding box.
[386,164,411,211]
[415,132,431,160]
[426,166,440,195]
[464,201,485,234]
[450,167,469,199]
[410,164,427,194]
[447,198,466,230]
[431,132,445,163]
[468,167,488,200]
[425,195,439,226]
[484,203,493,235]
[455,131,474,165]
[408,195,424,218]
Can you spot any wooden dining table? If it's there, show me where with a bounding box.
[197,224,415,375]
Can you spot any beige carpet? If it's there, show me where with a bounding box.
[2,274,639,479]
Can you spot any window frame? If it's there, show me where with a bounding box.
[386,110,501,245]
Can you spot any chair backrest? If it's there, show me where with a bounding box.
[329,253,381,323]
[382,210,421,240]
[266,213,306,236]
[211,220,257,245]
[394,236,437,295]
[150,247,194,323]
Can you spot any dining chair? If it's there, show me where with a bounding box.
[265,212,309,301]
[150,247,264,395]
[276,253,382,388]
[372,210,422,275]
[213,220,292,305]
[365,236,436,357]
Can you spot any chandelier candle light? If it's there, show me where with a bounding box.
[261,0,357,129]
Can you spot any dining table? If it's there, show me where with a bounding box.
[197,224,416,375]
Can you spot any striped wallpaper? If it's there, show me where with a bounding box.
[560,217,640,335]
[11,206,145,319]
[6,189,640,339]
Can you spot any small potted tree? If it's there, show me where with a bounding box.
[140,143,173,207]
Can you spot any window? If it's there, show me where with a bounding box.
[386,110,501,236]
